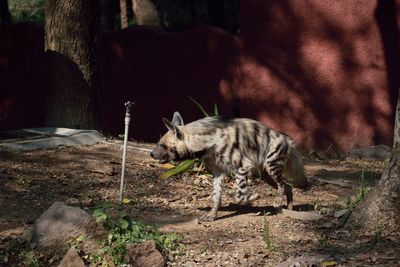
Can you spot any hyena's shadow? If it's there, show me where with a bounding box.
[198,203,314,221]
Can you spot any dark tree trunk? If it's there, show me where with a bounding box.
[44,0,101,129]
[132,0,160,27]
[190,0,197,27]
[206,0,226,29]
[347,104,400,232]
[0,0,11,26]
[100,0,115,30]
[120,0,129,29]
[347,0,400,233]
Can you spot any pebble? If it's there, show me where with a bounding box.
[182,261,197,267]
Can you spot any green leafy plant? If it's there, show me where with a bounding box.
[188,96,219,117]
[90,203,182,265]
[313,198,322,210]
[338,168,371,227]
[371,225,384,245]
[318,235,330,248]
[161,158,197,179]
[9,0,45,23]
[346,168,371,210]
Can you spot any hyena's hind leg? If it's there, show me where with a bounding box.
[199,171,225,222]
[264,162,293,210]
[235,167,260,205]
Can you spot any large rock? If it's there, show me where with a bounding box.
[282,209,324,221]
[29,202,106,255]
[347,145,391,161]
[276,255,328,267]
[57,247,85,267]
[124,240,165,267]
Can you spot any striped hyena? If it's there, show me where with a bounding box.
[150,112,307,222]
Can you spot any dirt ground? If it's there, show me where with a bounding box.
[0,141,399,266]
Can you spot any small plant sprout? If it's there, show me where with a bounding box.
[263,213,271,251]
[338,168,372,228]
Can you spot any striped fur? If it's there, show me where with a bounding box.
[150,112,307,222]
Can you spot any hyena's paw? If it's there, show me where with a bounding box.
[235,193,260,205]
[199,212,217,222]
[287,201,293,210]
[273,188,284,208]
[248,193,260,202]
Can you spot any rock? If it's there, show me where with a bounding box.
[347,145,391,161]
[282,209,324,221]
[182,261,198,267]
[65,197,80,206]
[125,240,165,267]
[30,202,106,255]
[276,255,327,267]
[334,209,348,218]
[84,159,116,175]
[57,247,85,267]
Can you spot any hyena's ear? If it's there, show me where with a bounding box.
[162,118,175,132]
[162,118,184,139]
[171,111,184,126]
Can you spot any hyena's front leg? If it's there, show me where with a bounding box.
[199,172,224,222]
[235,167,260,205]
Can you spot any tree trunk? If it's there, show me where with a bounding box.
[132,0,160,27]
[120,0,129,29]
[206,0,226,29]
[347,127,400,233]
[346,0,400,234]
[0,0,11,26]
[44,0,100,129]
[100,0,115,30]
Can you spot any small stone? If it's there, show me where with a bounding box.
[57,247,85,267]
[319,222,334,229]
[65,198,80,206]
[125,240,164,267]
[334,209,348,218]
[282,209,324,221]
[183,261,198,267]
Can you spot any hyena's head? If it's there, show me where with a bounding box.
[150,112,188,164]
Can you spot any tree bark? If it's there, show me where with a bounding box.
[206,0,226,29]
[100,0,115,30]
[44,0,100,129]
[346,0,400,234]
[132,0,160,27]
[0,0,11,26]
[120,0,129,29]
[347,134,400,233]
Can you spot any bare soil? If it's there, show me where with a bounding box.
[0,142,399,266]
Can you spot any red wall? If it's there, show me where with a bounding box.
[1,0,399,151]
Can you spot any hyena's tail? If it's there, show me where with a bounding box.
[284,143,308,188]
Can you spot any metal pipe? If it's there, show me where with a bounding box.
[119,101,134,201]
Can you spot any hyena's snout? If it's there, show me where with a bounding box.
[150,145,170,164]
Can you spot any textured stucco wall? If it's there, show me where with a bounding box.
[229,0,396,149]
[0,0,399,151]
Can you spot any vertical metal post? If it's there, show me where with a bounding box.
[120,101,134,202]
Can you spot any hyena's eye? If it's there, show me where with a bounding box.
[158,144,167,150]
